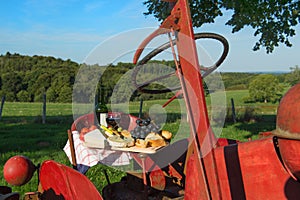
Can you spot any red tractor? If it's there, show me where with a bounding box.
[3,0,300,199]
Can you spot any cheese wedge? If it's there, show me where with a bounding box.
[83,129,107,148]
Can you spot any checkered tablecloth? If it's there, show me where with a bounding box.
[63,131,132,168]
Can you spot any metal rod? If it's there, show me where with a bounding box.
[42,93,46,124]
[139,98,143,119]
[0,95,5,120]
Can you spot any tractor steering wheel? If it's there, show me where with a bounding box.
[131,32,229,95]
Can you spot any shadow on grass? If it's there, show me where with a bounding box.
[0,112,184,153]
[0,114,127,197]
[0,115,73,154]
[223,114,276,140]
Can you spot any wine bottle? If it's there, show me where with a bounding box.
[96,102,108,126]
[96,81,108,126]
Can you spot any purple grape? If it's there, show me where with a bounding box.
[136,119,142,125]
[143,120,150,126]
[140,132,147,139]
[145,128,150,133]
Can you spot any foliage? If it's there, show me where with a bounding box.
[0,53,78,103]
[0,52,294,105]
[57,85,73,103]
[0,99,279,196]
[0,51,192,104]
[46,87,56,102]
[143,0,300,53]
[248,74,283,103]
[16,90,30,102]
[285,65,300,86]
[220,72,258,90]
[204,72,225,93]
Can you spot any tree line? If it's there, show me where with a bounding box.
[221,66,300,103]
[0,52,299,104]
[0,52,78,103]
[0,53,177,103]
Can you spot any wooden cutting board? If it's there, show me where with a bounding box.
[112,145,164,154]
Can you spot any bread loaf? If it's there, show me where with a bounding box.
[135,139,148,148]
[161,130,172,140]
[120,130,131,138]
[147,138,166,147]
[145,132,167,147]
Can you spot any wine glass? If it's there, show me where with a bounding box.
[106,112,121,129]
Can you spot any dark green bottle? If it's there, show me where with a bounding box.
[96,82,108,126]
[96,102,108,126]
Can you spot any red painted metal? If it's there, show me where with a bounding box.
[216,136,300,199]
[3,155,36,186]
[133,0,220,198]
[132,0,300,199]
[12,1,300,199]
[278,139,300,181]
[164,0,220,199]
[71,112,138,132]
[71,113,95,131]
[185,136,300,199]
[276,83,300,136]
[274,82,300,181]
[39,160,102,200]
[149,169,166,191]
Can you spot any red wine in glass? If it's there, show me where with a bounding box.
[106,112,121,129]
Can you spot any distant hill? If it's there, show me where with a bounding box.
[250,71,290,74]
[0,52,294,103]
[0,52,79,102]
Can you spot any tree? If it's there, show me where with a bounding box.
[1,72,23,101]
[143,0,300,53]
[248,74,283,103]
[4,91,15,102]
[46,87,57,102]
[57,85,72,103]
[285,65,300,86]
[17,90,30,102]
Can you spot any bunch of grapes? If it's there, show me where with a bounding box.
[130,118,160,139]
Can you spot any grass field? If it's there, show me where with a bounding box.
[0,90,279,197]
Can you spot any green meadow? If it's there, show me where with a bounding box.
[0,89,279,196]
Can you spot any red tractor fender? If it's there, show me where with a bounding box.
[39,160,103,200]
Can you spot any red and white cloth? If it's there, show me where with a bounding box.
[63,131,132,167]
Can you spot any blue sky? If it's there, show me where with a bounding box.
[0,0,299,72]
